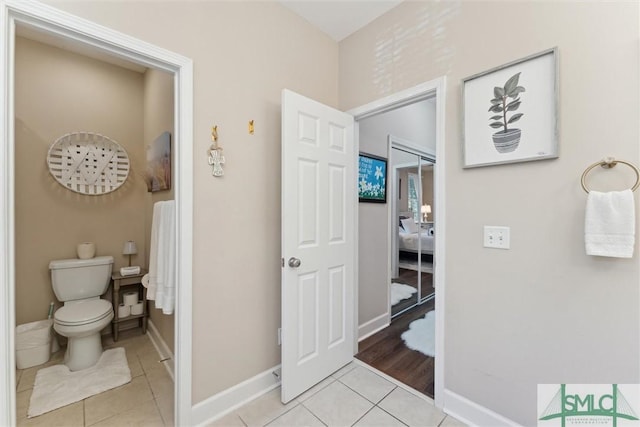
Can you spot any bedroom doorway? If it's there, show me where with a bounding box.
[357,134,438,398]
[349,77,446,407]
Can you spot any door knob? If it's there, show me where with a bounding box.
[288,257,301,268]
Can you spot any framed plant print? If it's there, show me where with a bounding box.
[358,152,387,203]
[462,48,558,168]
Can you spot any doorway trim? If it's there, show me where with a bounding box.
[0,1,193,425]
[348,76,447,408]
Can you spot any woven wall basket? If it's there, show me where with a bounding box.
[47,132,130,195]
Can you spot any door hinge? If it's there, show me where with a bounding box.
[277,327,282,345]
[281,257,284,267]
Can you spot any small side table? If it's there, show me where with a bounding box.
[111,269,148,341]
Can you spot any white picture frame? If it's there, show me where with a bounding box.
[462,48,558,168]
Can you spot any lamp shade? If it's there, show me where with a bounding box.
[421,204,432,214]
[122,240,137,255]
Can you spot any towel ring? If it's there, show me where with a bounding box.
[581,158,640,193]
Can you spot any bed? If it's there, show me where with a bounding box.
[399,229,434,254]
[399,214,434,255]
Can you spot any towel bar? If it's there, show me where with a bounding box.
[581,157,640,193]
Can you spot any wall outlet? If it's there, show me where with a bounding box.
[484,226,510,249]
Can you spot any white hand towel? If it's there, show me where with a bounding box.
[585,189,635,258]
[148,200,176,314]
[154,201,176,315]
[147,203,163,300]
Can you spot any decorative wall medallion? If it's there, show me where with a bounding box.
[47,132,130,195]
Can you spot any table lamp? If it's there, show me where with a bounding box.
[122,240,137,267]
[421,204,431,222]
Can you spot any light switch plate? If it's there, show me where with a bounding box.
[484,226,510,249]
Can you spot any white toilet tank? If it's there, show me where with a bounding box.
[49,256,114,302]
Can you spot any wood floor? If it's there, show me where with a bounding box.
[356,299,435,398]
[392,268,434,316]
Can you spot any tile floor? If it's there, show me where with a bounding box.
[15,329,174,427]
[16,335,464,427]
[209,362,466,427]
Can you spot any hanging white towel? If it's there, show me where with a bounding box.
[585,189,635,258]
[148,200,176,314]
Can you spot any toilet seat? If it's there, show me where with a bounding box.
[54,299,112,326]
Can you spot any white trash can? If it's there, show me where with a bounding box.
[16,319,52,369]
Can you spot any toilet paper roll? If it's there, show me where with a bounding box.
[131,301,144,316]
[118,303,130,318]
[76,242,96,259]
[123,291,138,306]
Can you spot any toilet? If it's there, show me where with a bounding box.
[49,256,114,371]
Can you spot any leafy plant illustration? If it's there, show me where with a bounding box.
[489,72,525,133]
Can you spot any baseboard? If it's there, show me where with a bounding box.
[146,319,174,380]
[358,312,389,341]
[443,389,522,427]
[192,365,281,427]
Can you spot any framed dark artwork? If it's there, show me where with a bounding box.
[462,48,558,168]
[358,152,387,203]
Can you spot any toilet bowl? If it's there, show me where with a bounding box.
[49,256,114,371]
[53,299,113,371]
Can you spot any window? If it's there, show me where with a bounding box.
[407,172,419,223]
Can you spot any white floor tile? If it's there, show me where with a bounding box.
[207,412,247,427]
[18,401,84,427]
[267,405,325,427]
[304,381,373,427]
[236,388,297,427]
[378,388,445,427]
[330,362,357,379]
[89,399,163,427]
[296,377,336,403]
[339,366,396,404]
[439,415,468,426]
[353,407,407,427]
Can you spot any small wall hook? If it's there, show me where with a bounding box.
[248,120,254,135]
[211,126,218,144]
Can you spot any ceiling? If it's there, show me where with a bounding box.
[16,24,148,73]
[279,1,403,41]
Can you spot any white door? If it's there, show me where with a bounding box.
[281,89,356,403]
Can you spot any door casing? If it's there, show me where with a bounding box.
[0,1,194,424]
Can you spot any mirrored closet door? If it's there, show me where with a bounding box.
[391,147,435,318]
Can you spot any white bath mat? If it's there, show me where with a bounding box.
[401,311,435,357]
[28,347,131,418]
[391,283,417,306]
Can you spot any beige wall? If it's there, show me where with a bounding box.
[15,37,147,325]
[422,166,433,220]
[341,1,639,424]
[143,68,175,353]
[45,0,339,404]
